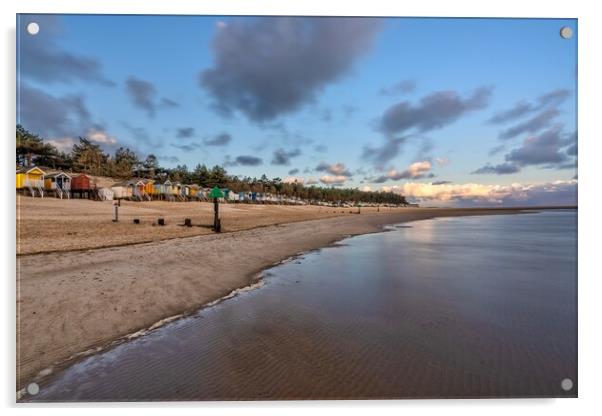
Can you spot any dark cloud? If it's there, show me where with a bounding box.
[537,89,571,108]
[176,127,195,139]
[361,136,409,169]
[472,163,520,175]
[19,83,92,138]
[498,108,559,140]
[487,101,533,124]
[204,132,232,146]
[473,125,576,175]
[126,77,157,117]
[235,155,263,166]
[272,148,302,165]
[288,168,300,175]
[315,162,352,177]
[379,87,492,136]
[566,142,577,156]
[379,79,416,96]
[488,89,570,126]
[432,180,452,185]
[505,125,570,166]
[200,17,382,122]
[19,15,115,86]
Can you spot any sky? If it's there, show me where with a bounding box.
[16,14,577,206]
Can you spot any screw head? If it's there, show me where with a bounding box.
[26,22,40,35]
[26,382,39,395]
[561,378,574,391]
[560,26,573,39]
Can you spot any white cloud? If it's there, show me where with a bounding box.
[47,137,77,153]
[382,179,577,207]
[373,160,432,183]
[320,175,349,185]
[87,129,117,145]
[283,176,305,184]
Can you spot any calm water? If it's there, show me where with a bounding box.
[29,210,577,401]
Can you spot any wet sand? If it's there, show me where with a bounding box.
[17,205,529,388]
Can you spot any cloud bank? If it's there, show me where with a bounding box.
[383,180,576,207]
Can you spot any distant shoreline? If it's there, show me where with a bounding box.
[17,205,548,389]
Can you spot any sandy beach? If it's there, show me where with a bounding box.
[16,197,530,388]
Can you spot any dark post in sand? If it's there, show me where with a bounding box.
[209,186,224,232]
[112,199,120,222]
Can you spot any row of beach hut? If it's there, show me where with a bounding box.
[16,166,289,203]
[16,166,318,205]
[16,166,92,199]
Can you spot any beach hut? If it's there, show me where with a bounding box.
[70,174,93,199]
[144,179,155,198]
[131,179,150,201]
[97,187,114,201]
[227,191,239,202]
[189,184,199,200]
[44,172,72,199]
[71,174,91,191]
[111,180,133,199]
[161,180,176,201]
[153,181,163,199]
[181,184,191,201]
[171,182,185,201]
[16,166,46,197]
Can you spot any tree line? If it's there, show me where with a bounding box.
[16,125,408,205]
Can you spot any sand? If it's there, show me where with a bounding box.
[17,196,371,255]
[16,196,530,388]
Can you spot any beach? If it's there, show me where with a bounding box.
[16,197,531,388]
[25,210,577,400]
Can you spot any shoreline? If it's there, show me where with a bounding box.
[17,207,550,389]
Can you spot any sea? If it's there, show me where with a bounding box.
[27,209,577,401]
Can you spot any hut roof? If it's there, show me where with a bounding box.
[45,171,72,179]
[16,166,46,175]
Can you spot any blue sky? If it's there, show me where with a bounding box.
[16,14,577,206]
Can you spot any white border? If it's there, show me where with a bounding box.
[2,1,600,414]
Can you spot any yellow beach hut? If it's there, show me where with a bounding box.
[16,166,46,197]
[144,179,155,198]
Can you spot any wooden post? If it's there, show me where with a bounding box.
[113,200,119,222]
[213,197,221,232]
